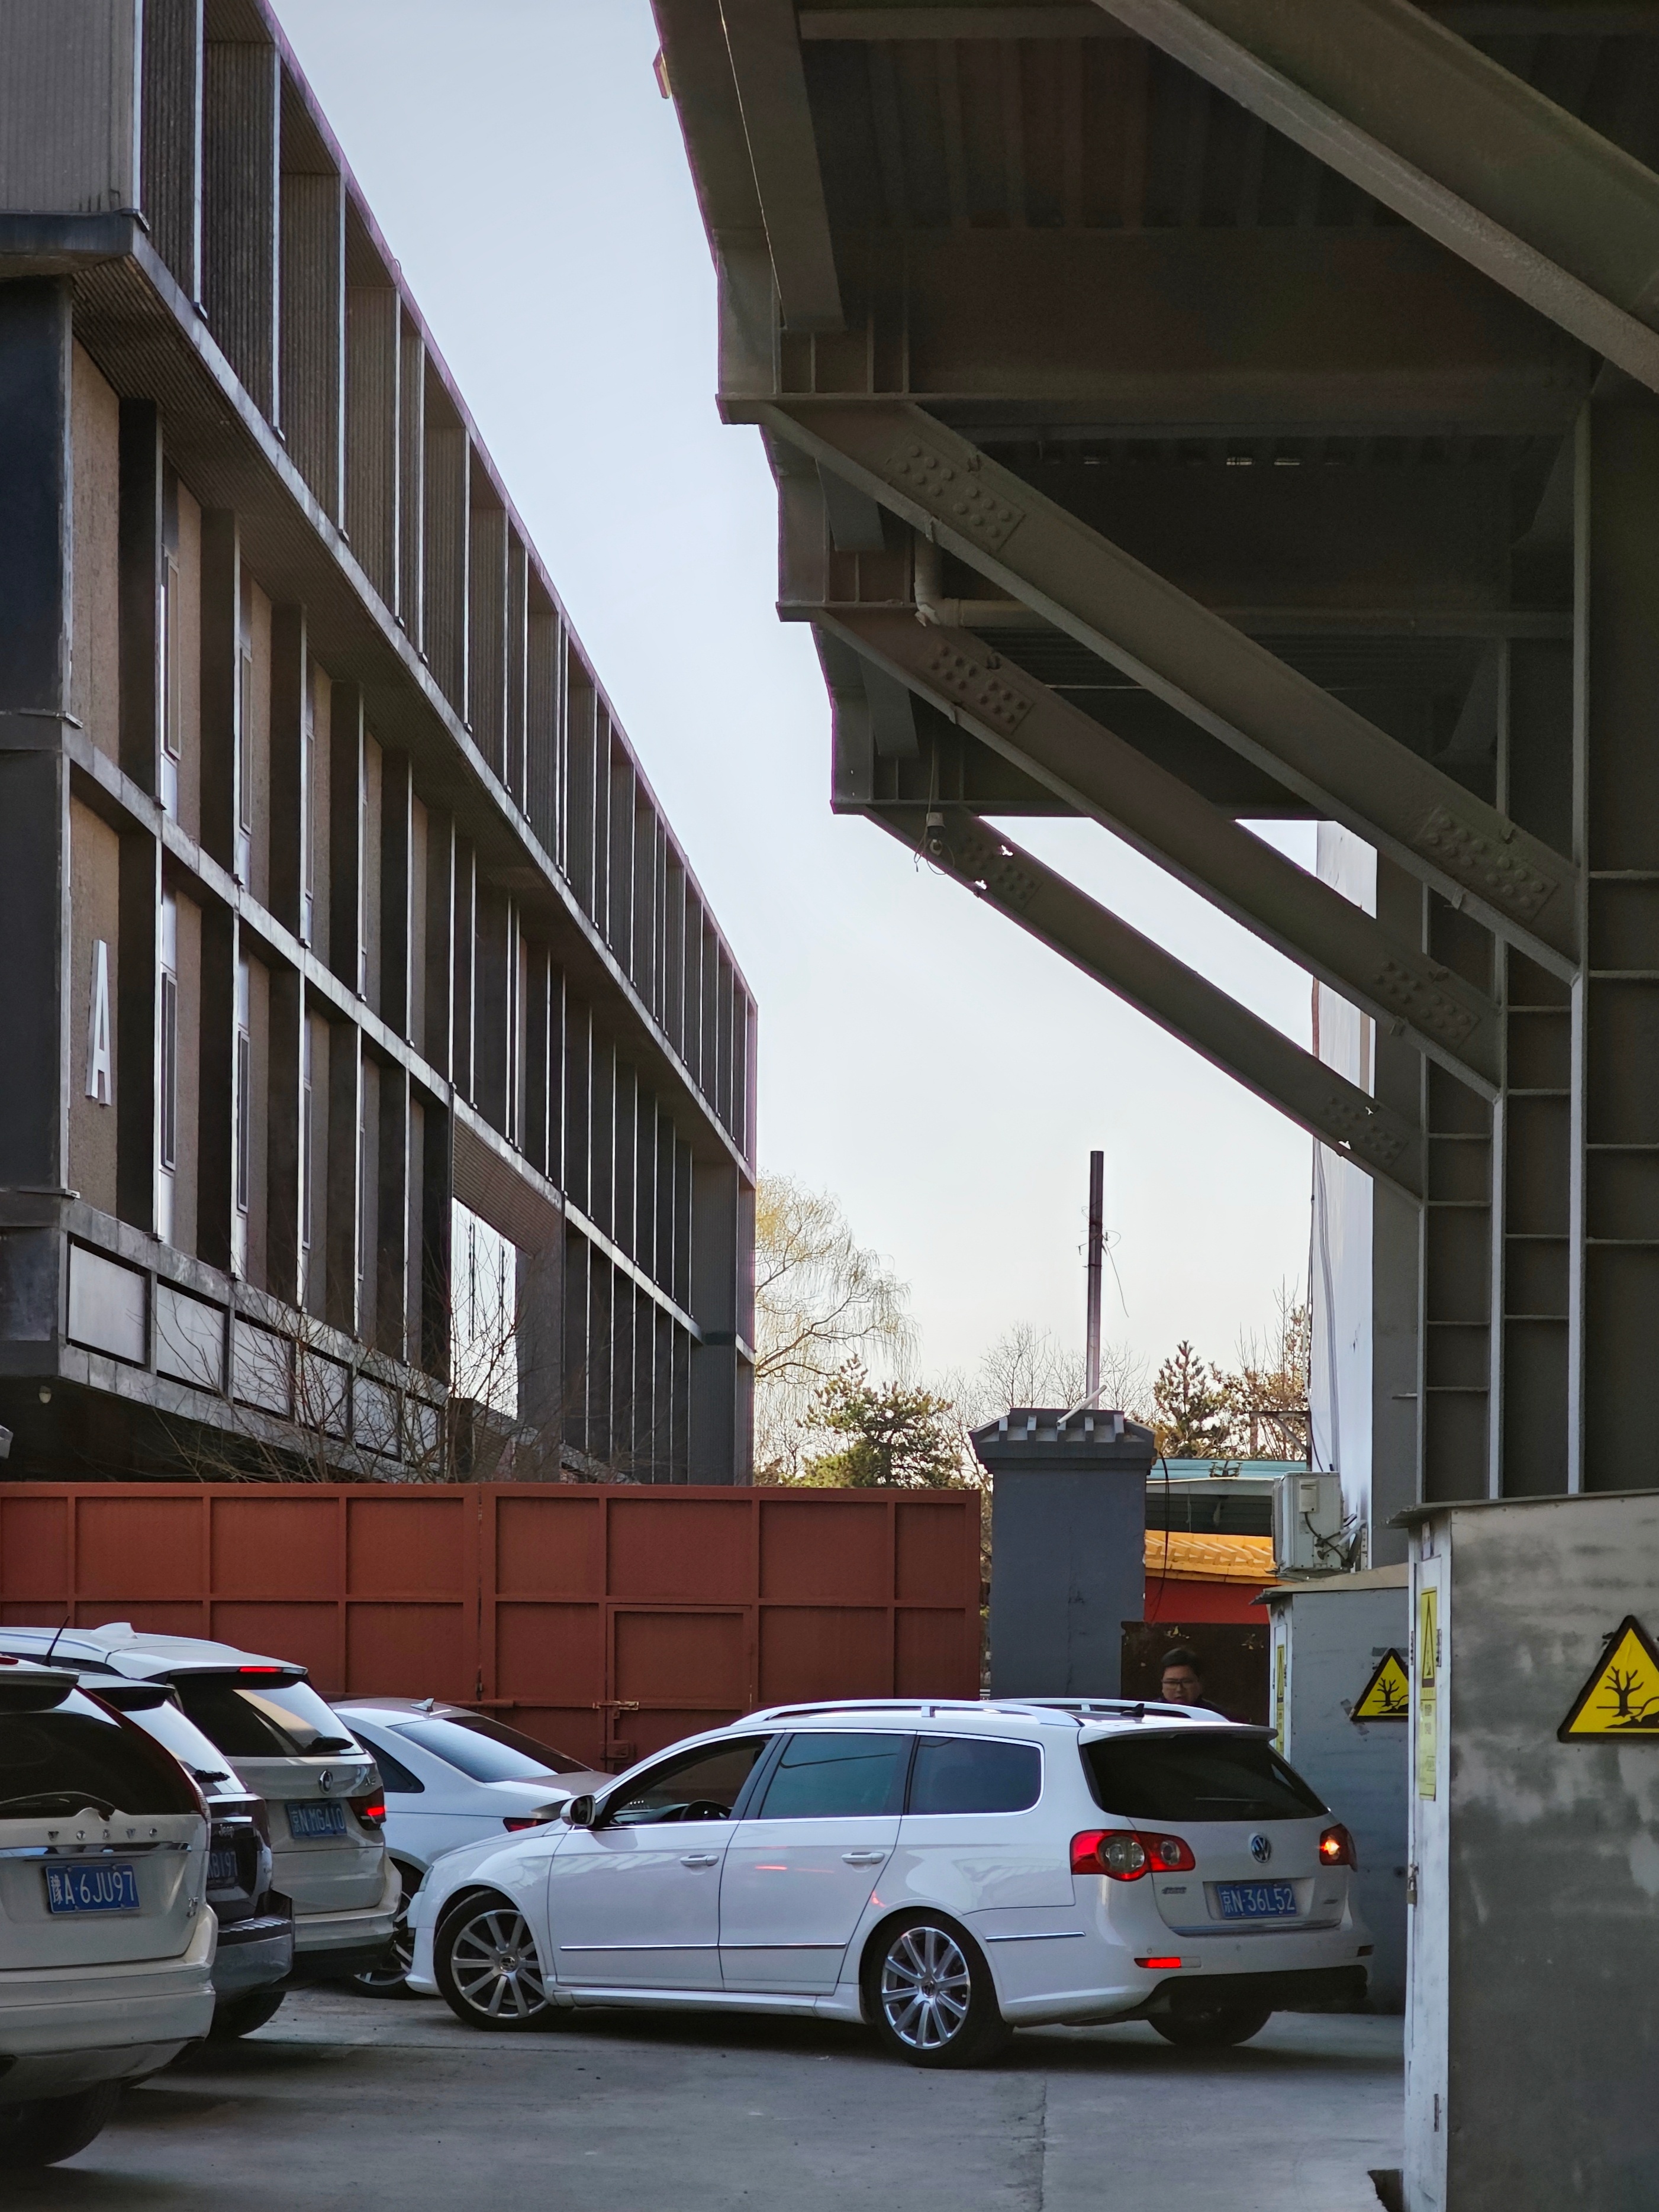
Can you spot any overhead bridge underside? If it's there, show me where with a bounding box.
[656,0,1659,1508]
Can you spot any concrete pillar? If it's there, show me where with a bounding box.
[688,1156,743,1484]
[974,1410,1155,1697]
[1403,1495,1659,2210]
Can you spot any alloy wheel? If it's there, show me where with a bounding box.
[446,1907,549,2021]
[879,1924,972,2052]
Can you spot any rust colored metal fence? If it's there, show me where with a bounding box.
[0,1485,984,1768]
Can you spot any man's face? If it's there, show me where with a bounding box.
[1161,1664,1203,1704]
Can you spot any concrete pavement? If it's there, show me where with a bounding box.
[10,1988,1402,2209]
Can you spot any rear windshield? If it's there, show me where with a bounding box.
[394,1718,560,1785]
[1083,1731,1327,1823]
[441,1714,585,1775]
[171,1676,357,1759]
[0,1701,201,1820]
[121,1697,231,1781]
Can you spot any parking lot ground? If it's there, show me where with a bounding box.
[10,1987,1402,2211]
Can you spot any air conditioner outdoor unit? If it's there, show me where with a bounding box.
[1273,1471,1348,1572]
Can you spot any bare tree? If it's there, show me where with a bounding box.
[753,1173,913,1478]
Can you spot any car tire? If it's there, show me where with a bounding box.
[434,1895,558,2032]
[864,1913,1010,2069]
[207,1988,288,2041]
[353,1863,419,1998]
[0,2084,123,2168]
[1150,2001,1273,2049]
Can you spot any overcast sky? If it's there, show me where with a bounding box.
[275,0,1319,1392]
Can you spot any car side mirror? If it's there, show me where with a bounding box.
[563,1794,596,1828]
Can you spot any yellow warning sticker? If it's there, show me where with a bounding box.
[1416,1585,1439,1798]
[1558,1616,1659,1740]
[1352,1649,1410,1722]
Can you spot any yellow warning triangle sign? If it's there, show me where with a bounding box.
[1559,1617,1659,1740]
[1352,1649,1410,1722]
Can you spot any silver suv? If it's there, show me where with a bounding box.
[0,1627,397,2001]
[0,1659,214,2167]
[37,1669,294,2037]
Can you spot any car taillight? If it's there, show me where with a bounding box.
[1319,1823,1357,1868]
[350,1793,385,1829]
[1071,1829,1196,1879]
[502,1814,554,1832]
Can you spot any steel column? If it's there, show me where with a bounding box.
[1570,401,1659,1489]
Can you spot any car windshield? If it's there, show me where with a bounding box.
[1082,1731,1328,1823]
[0,1698,201,1820]
[171,1675,358,1759]
[394,1718,560,1785]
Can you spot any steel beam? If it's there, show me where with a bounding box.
[719,0,844,332]
[720,227,1590,438]
[872,805,1423,1201]
[1090,0,1659,395]
[766,399,1581,973]
[829,607,1501,1094]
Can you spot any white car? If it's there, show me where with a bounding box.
[0,1659,215,2168]
[406,1698,1371,2065]
[330,1699,609,1993]
[0,1626,397,2016]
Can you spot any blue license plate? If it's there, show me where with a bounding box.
[208,1847,241,1887]
[287,1801,347,1840]
[45,1862,140,1914]
[1216,1880,1299,1920]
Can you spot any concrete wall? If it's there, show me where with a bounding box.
[1406,1497,1659,2211]
[1269,1571,1409,2010]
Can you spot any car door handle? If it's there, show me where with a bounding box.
[842,1850,887,1867]
[681,1853,720,1868]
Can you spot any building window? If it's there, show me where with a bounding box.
[159,554,182,817]
[236,642,255,882]
[301,673,317,946]
[234,957,252,1219]
[299,1014,314,1304]
[159,972,178,1170]
[157,892,179,1246]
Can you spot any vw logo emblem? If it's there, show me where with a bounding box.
[1249,1834,1272,1865]
[318,1769,333,1794]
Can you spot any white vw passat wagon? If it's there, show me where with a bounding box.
[0,1659,215,2168]
[0,1626,397,2014]
[405,1700,1371,2066]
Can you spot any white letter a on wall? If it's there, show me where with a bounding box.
[86,939,112,1104]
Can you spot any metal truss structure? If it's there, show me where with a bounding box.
[658,0,1659,1527]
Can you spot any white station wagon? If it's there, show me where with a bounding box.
[406,1698,1371,2065]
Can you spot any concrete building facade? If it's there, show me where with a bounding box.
[0,0,756,1484]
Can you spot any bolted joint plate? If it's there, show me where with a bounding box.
[940,818,1041,914]
[889,440,1025,552]
[1419,806,1559,923]
[1323,1092,1413,1172]
[1371,957,1478,1046]
[923,637,1034,737]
